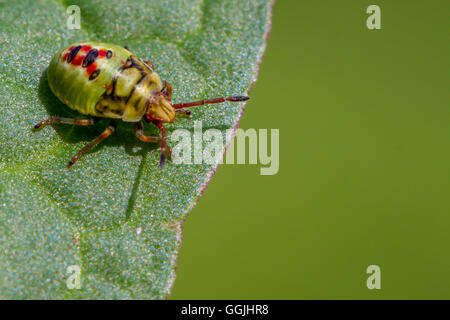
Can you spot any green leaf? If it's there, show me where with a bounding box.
[0,0,272,299]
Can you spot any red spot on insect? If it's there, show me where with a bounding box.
[62,46,77,62]
[62,52,69,62]
[71,54,85,66]
[81,45,92,53]
[98,49,108,58]
[86,63,97,76]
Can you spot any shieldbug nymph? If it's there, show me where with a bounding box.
[33,42,249,168]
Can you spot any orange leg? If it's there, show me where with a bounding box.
[153,121,171,168]
[175,109,192,119]
[68,120,118,167]
[32,116,95,130]
[134,121,160,143]
[172,96,249,109]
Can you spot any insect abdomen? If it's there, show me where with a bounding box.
[47,42,131,118]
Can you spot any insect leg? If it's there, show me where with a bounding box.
[175,109,192,119]
[68,119,118,167]
[144,61,155,70]
[153,121,171,168]
[172,96,249,109]
[134,121,161,143]
[161,80,172,98]
[32,117,96,130]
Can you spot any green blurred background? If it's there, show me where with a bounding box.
[171,0,449,299]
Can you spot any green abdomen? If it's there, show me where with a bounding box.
[48,42,135,119]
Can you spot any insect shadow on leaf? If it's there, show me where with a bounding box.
[38,69,159,222]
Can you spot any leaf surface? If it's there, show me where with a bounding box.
[0,0,272,299]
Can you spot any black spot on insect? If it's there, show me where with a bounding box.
[67,45,81,63]
[123,46,130,50]
[106,50,113,59]
[125,75,147,104]
[133,98,143,111]
[110,108,123,115]
[109,75,119,96]
[95,102,107,114]
[129,56,147,75]
[95,101,123,116]
[89,69,101,80]
[82,49,98,68]
[122,56,133,69]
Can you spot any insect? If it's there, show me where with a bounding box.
[33,42,249,168]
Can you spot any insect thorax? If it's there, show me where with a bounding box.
[95,55,163,122]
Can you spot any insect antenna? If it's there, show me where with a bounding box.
[172,96,249,109]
